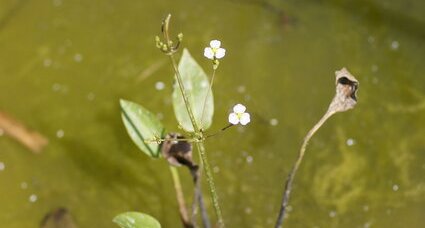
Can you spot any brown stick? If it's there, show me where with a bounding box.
[0,111,48,153]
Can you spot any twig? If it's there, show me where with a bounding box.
[0,111,48,153]
[169,166,194,228]
[275,68,359,227]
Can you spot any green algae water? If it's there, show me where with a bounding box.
[0,0,424,227]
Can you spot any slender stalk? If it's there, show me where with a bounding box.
[191,167,211,228]
[275,110,334,228]
[169,54,200,132]
[195,142,224,227]
[200,68,216,128]
[169,166,193,228]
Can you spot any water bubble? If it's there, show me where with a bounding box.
[53,0,62,7]
[21,182,28,189]
[246,156,253,164]
[367,36,375,44]
[43,58,52,67]
[52,83,61,92]
[346,138,355,146]
[237,85,246,93]
[270,118,278,126]
[155,81,165,91]
[74,53,83,62]
[56,129,64,138]
[390,41,399,50]
[0,162,5,171]
[392,184,399,191]
[363,205,369,212]
[213,166,220,173]
[364,222,371,228]
[87,92,95,101]
[329,210,337,218]
[29,194,38,203]
[244,207,252,214]
[371,64,379,72]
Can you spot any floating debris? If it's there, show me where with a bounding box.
[0,162,5,171]
[329,210,337,218]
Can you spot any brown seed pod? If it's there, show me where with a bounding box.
[161,133,197,170]
[328,68,359,114]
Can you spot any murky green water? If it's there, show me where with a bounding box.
[0,0,424,227]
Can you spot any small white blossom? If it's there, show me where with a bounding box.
[228,104,250,125]
[204,40,226,60]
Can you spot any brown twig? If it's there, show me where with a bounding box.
[190,166,211,228]
[0,111,48,153]
[275,68,359,227]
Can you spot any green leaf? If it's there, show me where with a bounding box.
[120,99,164,158]
[172,48,214,132]
[113,212,161,228]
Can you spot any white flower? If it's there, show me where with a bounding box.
[228,104,250,125]
[204,40,226,60]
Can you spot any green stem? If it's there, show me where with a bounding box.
[195,142,224,227]
[169,54,200,132]
[169,166,193,228]
[200,68,216,128]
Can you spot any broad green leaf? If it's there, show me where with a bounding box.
[120,99,164,158]
[113,212,161,228]
[172,48,214,132]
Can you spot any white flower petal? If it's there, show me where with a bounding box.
[215,48,226,59]
[233,104,246,113]
[204,47,214,59]
[210,40,221,49]
[239,113,251,125]
[228,113,239,125]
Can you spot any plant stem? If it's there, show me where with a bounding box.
[169,55,200,132]
[200,68,216,128]
[195,142,224,227]
[190,166,211,228]
[169,166,193,228]
[275,110,334,228]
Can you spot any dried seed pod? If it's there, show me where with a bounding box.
[328,68,359,114]
[161,133,197,170]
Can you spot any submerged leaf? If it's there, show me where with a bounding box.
[172,49,214,132]
[120,99,165,158]
[113,212,161,228]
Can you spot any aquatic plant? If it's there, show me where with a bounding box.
[114,14,358,228]
[115,15,250,228]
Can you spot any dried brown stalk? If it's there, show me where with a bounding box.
[275,68,359,227]
[0,111,48,153]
